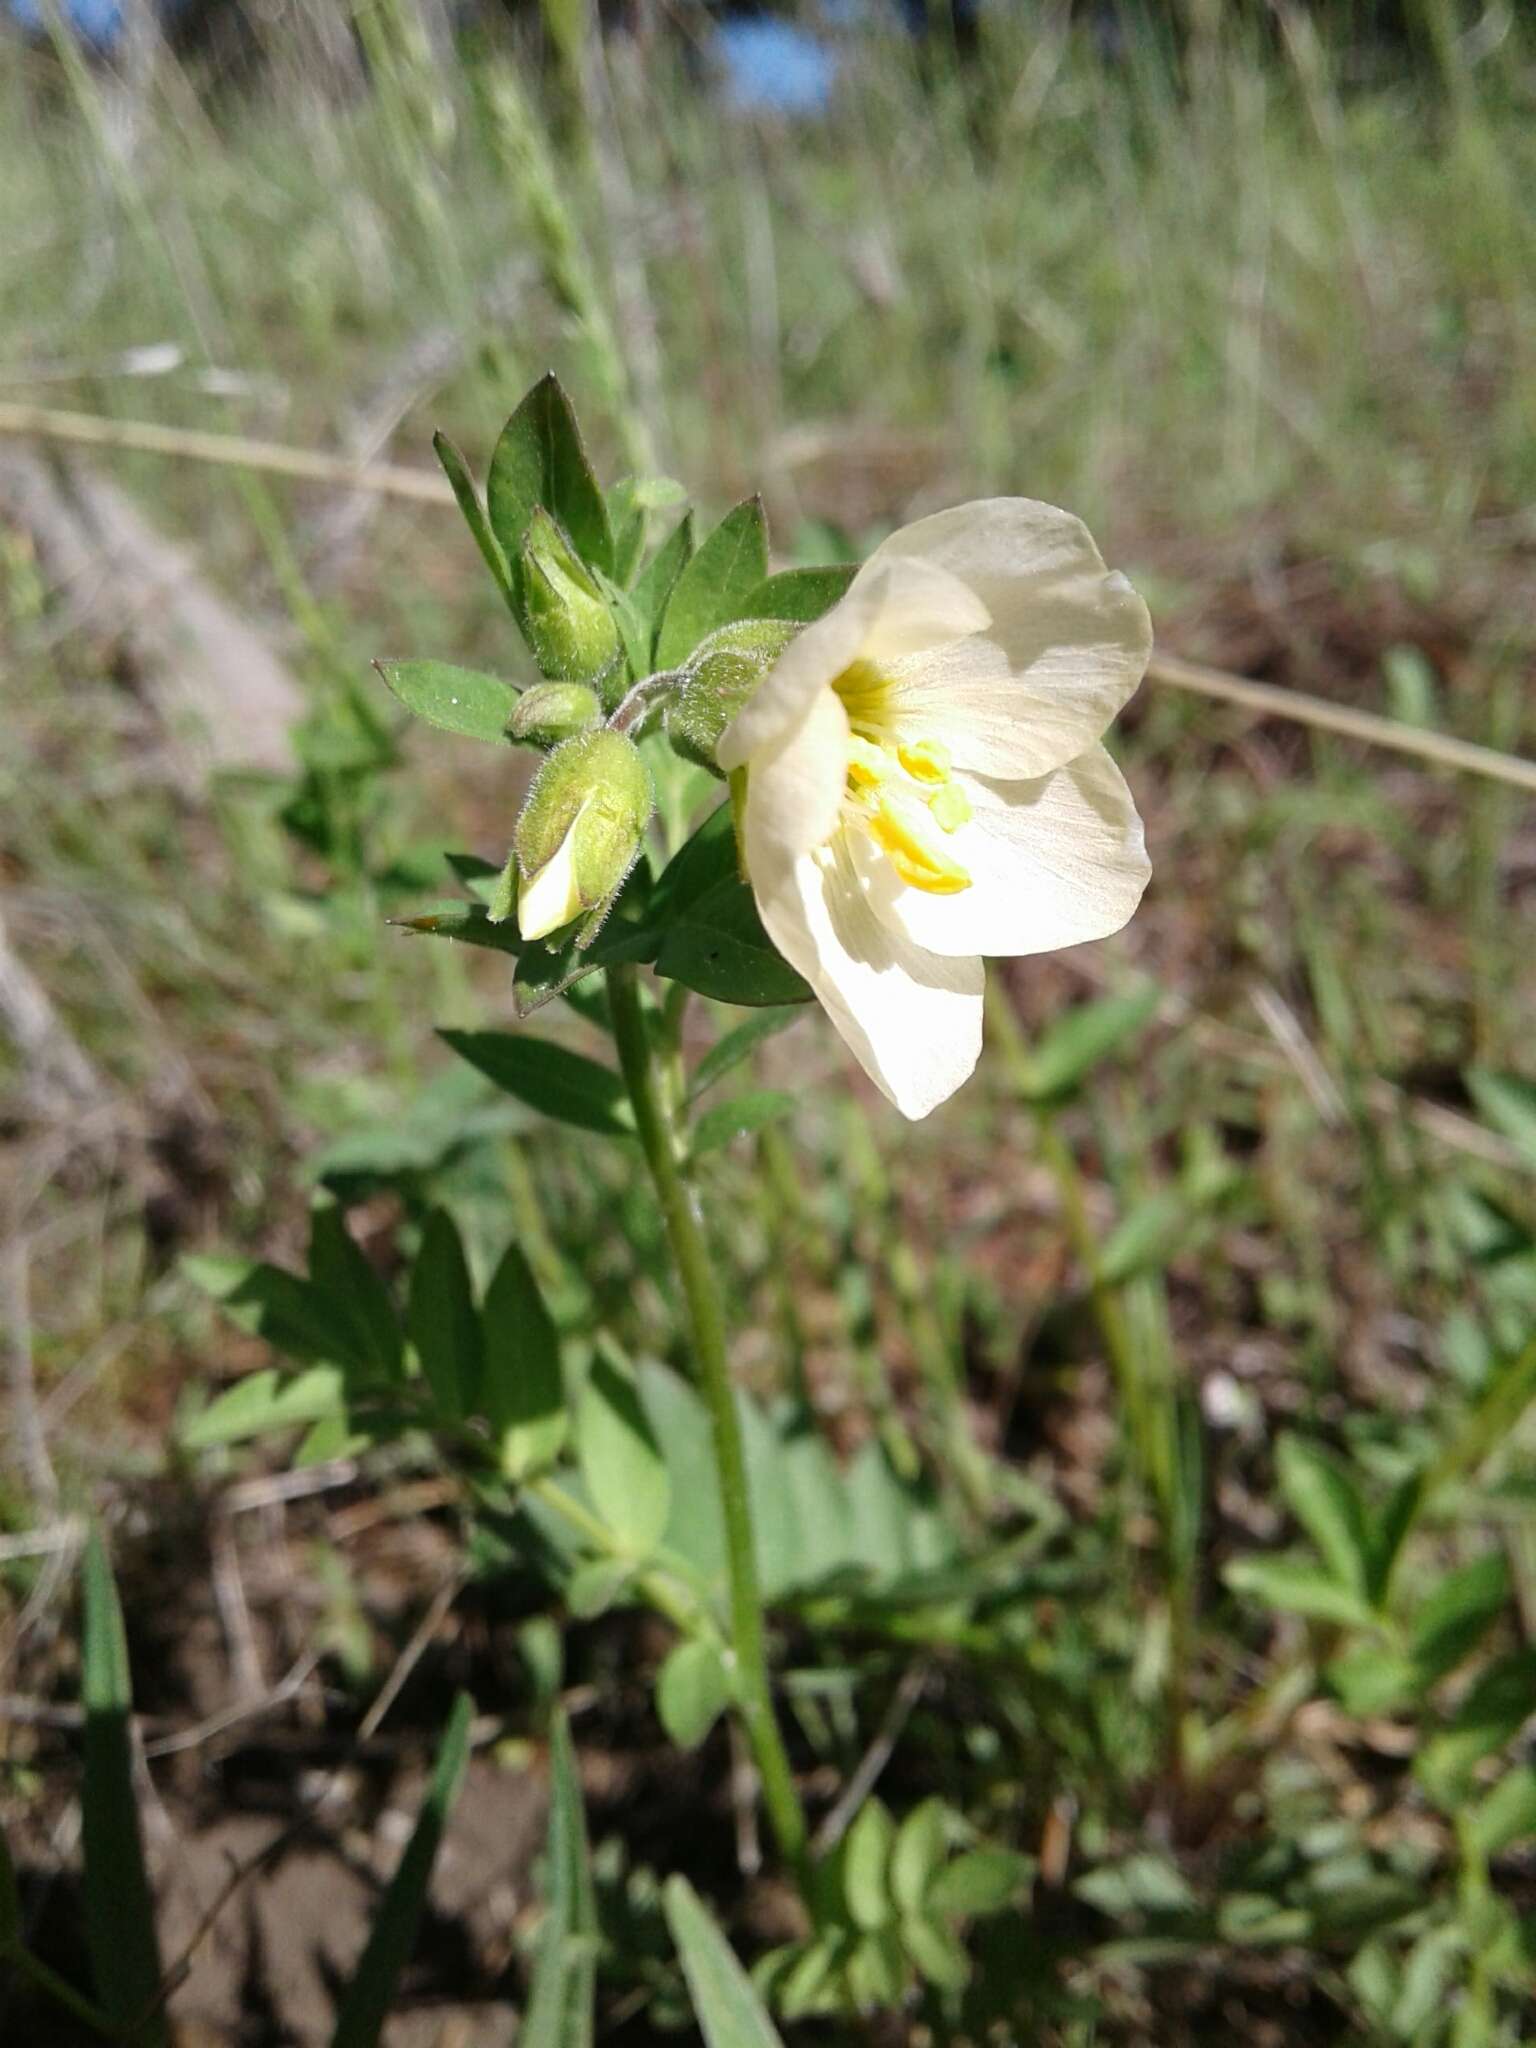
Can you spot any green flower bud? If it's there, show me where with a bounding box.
[664,617,798,773]
[515,729,652,943]
[509,681,603,749]
[520,507,622,686]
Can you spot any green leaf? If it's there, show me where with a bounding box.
[180,1365,348,1450]
[1097,1190,1190,1287]
[577,1348,671,1558]
[631,512,695,656]
[521,1712,597,2048]
[1275,1435,1372,1597]
[1409,1553,1509,1686]
[655,875,812,1008]
[649,799,738,919]
[689,1007,802,1103]
[439,1029,635,1138]
[374,659,518,744]
[664,1875,787,2048]
[928,1848,1032,1918]
[1010,986,1160,1101]
[844,1798,897,1931]
[656,1638,732,1749]
[483,1241,567,1481]
[899,1912,971,1992]
[433,431,513,604]
[308,1203,402,1383]
[606,480,647,587]
[1416,1651,1536,1807]
[1224,1555,1376,1628]
[186,1255,372,1372]
[81,1529,167,2046]
[845,1928,907,2010]
[890,1798,949,1917]
[566,1557,636,1619]
[732,564,855,626]
[1466,1067,1536,1166]
[1327,1644,1418,1716]
[692,1089,796,1158]
[408,1210,482,1423]
[656,498,770,670]
[396,900,526,957]
[487,374,612,591]
[1464,1767,1536,1860]
[330,1692,474,2048]
[1364,1468,1425,1608]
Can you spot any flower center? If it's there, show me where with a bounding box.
[832,662,973,896]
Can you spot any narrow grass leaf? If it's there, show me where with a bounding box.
[664,1875,788,2048]
[439,1030,635,1138]
[655,498,769,670]
[689,1007,801,1103]
[1012,986,1159,1101]
[81,1528,167,2047]
[521,1713,597,2048]
[375,659,518,744]
[329,1691,474,2048]
[692,1090,796,1157]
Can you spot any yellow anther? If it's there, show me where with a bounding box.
[927,781,973,833]
[897,737,952,785]
[846,733,894,787]
[867,792,972,896]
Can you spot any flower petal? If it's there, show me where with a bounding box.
[868,498,1152,779]
[741,683,850,865]
[855,745,1150,960]
[717,573,876,770]
[748,832,984,1120]
[852,555,992,663]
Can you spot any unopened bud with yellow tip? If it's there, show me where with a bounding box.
[510,681,602,749]
[520,507,622,688]
[515,729,652,943]
[664,618,798,773]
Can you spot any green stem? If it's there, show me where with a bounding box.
[606,963,809,1877]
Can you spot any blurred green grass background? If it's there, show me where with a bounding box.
[4,3,1536,2042]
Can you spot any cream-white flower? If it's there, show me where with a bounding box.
[716,498,1152,1119]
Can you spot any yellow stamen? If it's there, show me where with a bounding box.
[897,737,952,784]
[927,781,972,833]
[866,791,972,895]
[846,733,893,787]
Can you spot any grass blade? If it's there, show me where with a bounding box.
[519,1711,597,2048]
[330,1691,475,2048]
[80,1526,167,2047]
[663,1875,786,2048]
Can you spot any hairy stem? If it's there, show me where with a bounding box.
[606,962,809,1877]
